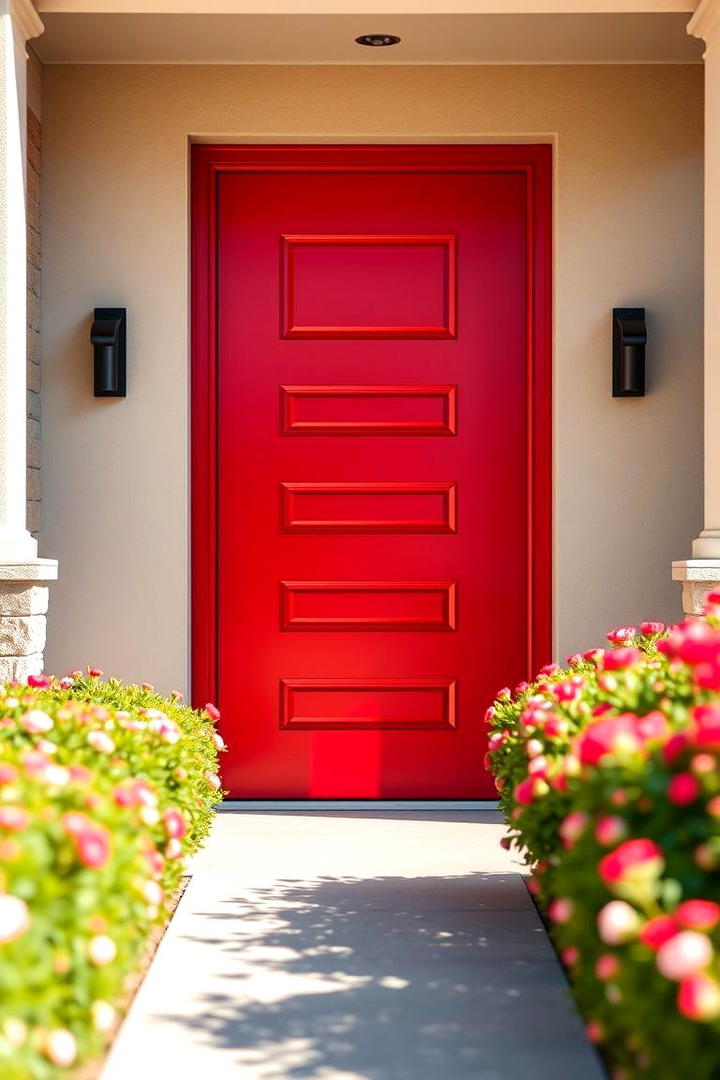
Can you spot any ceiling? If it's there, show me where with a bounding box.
[33,11,703,64]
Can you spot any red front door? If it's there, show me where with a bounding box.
[192,145,551,799]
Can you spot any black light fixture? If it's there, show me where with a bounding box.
[355,34,402,47]
[91,308,126,397]
[612,307,646,397]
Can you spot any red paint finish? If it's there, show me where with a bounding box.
[191,145,552,799]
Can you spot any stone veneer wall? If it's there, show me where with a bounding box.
[27,53,41,542]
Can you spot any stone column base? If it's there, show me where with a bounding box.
[672,560,720,617]
[0,560,58,682]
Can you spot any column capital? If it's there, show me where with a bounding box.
[689,0,720,47]
[1,1,43,42]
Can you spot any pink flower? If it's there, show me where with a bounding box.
[88,934,117,966]
[599,839,664,886]
[58,676,74,689]
[20,709,53,734]
[538,663,560,677]
[61,811,90,837]
[0,764,17,785]
[707,795,720,818]
[565,653,583,667]
[87,667,104,678]
[27,674,51,689]
[595,954,620,981]
[212,730,226,751]
[163,808,187,840]
[514,777,548,805]
[204,702,221,722]
[635,711,669,742]
[0,807,29,832]
[76,827,112,870]
[585,1020,604,1044]
[548,897,574,924]
[677,972,720,1021]
[559,810,588,849]
[574,714,642,765]
[675,901,720,931]
[144,847,164,876]
[693,704,720,748]
[554,679,582,702]
[597,901,641,944]
[205,772,222,791]
[668,773,700,806]
[87,729,115,754]
[44,1029,77,1068]
[595,816,627,847]
[602,647,642,671]
[561,946,579,967]
[640,621,665,636]
[656,931,713,980]
[639,915,678,950]
[607,626,637,644]
[68,764,92,784]
[514,681,529,696]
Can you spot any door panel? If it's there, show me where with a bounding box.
[192,145,552,799]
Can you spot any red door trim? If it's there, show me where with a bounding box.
[191,144,553,709]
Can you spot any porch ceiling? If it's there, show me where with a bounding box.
[33,11,702,64]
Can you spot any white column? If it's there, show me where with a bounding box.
[674,0,720,613]
[0,1,57,681]
[0,0,39,559]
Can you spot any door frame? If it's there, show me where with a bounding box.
[191,143,553,709]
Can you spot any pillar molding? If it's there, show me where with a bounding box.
[0,0,57,681]
[674,0,720,611]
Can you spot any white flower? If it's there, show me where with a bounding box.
[597,901,641,945]
[91,1000,116,1033]
[21,709,53,734]
[0,894,30,942]
[657,931,714,981]
[45,1029,77,1068]
[88,934,117,966]
[87,730,116,754]
[139,805,160,827]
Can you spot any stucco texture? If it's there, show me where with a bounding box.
[41,64,703,694]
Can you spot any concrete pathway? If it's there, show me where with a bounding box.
[101,812,605,1080]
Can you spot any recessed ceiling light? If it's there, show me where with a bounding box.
[355,34,402,48]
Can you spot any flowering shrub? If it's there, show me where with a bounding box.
[0,671,224,1079]
[487,610,720,1079]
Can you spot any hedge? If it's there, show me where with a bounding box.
[0,670,223,1079]
[487,607,720,1080]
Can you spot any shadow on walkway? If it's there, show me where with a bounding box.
[159,872,602,1080]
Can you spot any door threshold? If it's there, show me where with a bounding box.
[219,800,500,811]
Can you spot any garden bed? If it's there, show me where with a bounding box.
[0,672,224,1079]
[488,607,720,1080]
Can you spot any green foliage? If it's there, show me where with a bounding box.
[0,673,223,1078]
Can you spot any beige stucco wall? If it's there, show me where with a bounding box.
[41,64,703,694]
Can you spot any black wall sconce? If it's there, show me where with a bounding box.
[91,308,126,397]
[612,307,646,397]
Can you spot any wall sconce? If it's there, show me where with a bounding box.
[612,307,646,397]
[90,308,126,397]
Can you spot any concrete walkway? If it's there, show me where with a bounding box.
[101,812,604,1080]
